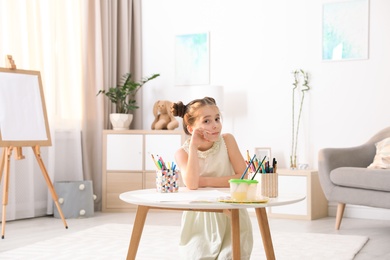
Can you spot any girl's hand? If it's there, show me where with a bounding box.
[190,127,212,148]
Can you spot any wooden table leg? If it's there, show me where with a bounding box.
[127,205,150,260]
[255,208,275,260]
[230,209,241,260]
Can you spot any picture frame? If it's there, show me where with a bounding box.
[254,147,272,162]
[174,32,210,86]
[322,0,369,61]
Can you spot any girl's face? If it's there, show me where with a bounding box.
[192,105,222,142]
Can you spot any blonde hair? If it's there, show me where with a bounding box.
[171,97,219,135]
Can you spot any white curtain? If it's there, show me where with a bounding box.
[0,0,84,220]
[0,0,143,217]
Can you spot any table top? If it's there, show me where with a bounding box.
[120,188,305,210]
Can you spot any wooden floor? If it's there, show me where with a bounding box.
[1,211,389,259]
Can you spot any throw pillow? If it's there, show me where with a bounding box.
[368,137,390,169]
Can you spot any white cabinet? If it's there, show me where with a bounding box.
[106,134,143,170]
[144,134,181,171]
[102,130,186,212]
[267,169,328,220]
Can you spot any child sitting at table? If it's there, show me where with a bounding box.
[171,97,253,260]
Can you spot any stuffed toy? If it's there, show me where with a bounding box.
[151,100,179,130]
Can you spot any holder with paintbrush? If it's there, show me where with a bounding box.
[249,156,278,198]
[260,157,278,198]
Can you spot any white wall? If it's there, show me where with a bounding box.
[140,0,390,170]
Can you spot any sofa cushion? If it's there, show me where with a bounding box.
[368,137,390,169]
[330,167,390,192]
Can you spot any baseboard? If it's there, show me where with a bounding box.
[328,202,390,220]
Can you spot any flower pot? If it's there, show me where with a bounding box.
[110,113,133,130]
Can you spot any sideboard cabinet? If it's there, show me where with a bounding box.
[267,169,328,220]
[102,130,186,212]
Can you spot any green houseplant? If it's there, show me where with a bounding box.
[97,73,160,129]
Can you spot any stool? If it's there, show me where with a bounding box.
[53,180,94,218]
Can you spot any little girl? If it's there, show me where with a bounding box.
[171,97,253,260]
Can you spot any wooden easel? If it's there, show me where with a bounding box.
[0,56,68,238]
[0,146,68,238]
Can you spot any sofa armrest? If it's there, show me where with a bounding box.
[318,144,376,199]
[321,144,375,170]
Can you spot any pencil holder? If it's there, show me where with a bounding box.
[156,169,180,193]
[261,173,278,198]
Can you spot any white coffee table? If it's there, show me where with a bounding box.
[120,188,305,260]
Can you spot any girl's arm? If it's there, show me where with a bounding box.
[175,129,205,189]
[175,133,247,189]
[198,133,247,188]
[175,145,201,190]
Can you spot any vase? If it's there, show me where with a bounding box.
[290,155,297,169]
[110,113,133,130]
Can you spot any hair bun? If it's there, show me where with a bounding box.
[204,96,216,105]
[171,101,187,118]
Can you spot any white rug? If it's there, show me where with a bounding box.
[0,224,368,260]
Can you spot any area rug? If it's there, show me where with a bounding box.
[0,223,368,260]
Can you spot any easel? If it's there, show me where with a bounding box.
[0,146,68,238]
[0,56,68,238]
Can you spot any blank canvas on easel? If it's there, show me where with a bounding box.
[0,68,51,147]
[0,68,67,239]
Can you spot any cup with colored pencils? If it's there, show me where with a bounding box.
[152,154,180,193]
[156,168,180,193]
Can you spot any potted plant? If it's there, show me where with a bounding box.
[97,73,160,130]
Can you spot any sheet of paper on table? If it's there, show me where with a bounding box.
[131,189,230,202]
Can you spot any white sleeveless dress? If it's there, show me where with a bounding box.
[179,135,253,260]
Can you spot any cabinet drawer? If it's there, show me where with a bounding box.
[144,171,156,189]
[106,172,143,209]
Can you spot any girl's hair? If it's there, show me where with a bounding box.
[171,97,218,135]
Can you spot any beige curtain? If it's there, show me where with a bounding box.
[81,0,143,210]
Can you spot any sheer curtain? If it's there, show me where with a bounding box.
[0,0,84,219]
[0,0,143,216]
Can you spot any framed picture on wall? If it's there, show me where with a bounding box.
[175,32,210,86]
[322,0,369,61]
[254,147,271,162]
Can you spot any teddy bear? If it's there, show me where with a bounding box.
[151,100,179,130]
